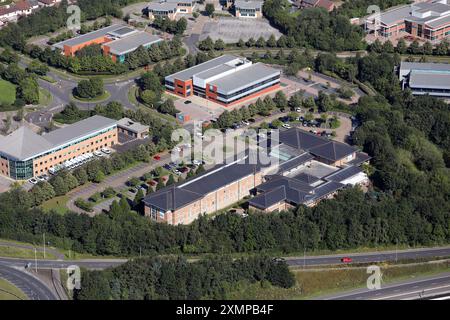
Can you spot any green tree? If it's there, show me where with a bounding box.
[205,3,215,16]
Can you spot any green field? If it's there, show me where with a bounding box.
[226,260,450,300]
[0,244,57,260]
[40,195,70,215]
[0,79,16,105]
[0,279,27,300]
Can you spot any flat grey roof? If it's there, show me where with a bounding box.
[210,63,280,94]
[147,2,177,11]
[378,5,411,26]
[104,32,162,55]
[53,24,123,49]
[235,0,263,10]
[43,115,117,147]
[194,64,235,81]
[415,2,450,14]
[117,118,149,133]
[108,26,136,37]
[426,14,450,28]
[165,55,239,82]
[409,71,450,90]
[400,61,450,72]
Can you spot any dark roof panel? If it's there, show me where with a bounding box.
[249,186,286,209]
[278,128,329,151]
[278,152,314,173]
[324,166,363,183]
[308,141,356,162]
[142,186,202,211]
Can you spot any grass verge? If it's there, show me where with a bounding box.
[0,244,57,260]
[40,195,70,215]
[0,79,16,105]
[225,260,450,300]
[0,279,27,300]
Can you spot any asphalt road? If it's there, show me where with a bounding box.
[285,246,450,267]
[0,265,58,300]
[321,272,450,300]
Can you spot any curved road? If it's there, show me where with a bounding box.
[0,265,58,300]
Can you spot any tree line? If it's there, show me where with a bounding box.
[74,255,295,300]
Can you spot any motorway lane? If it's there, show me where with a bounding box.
[0,265,58,300]
[285,246,450,267]
[0,257,126,270]
[322,273,450,300]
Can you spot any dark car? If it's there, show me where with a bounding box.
[180,167,189,173]
[163,164,172,170]
[184,100,192,104]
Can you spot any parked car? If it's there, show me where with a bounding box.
[153,155,161,160]
[173,169,182,176]
[101,148,111,155]
[180,167,189,173]
[282,123,292,129]
[29,178,38,185]
[163,164,172,170]
[184,100,192,104]
[94,151,103,157]
[241,120,250,126]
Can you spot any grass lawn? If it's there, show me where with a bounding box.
[0,79,16,105]
[0,279,27,300]
[225,260,450,300]
[71,90,110,103]
[0,244,57,260]
[40,195,70,215]
[39,88,53,106]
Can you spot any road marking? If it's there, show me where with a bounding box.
[372,284,450,300]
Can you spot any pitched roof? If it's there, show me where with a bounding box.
[324,165,363,183]
[308,141,356,162]
[249,185,286,209]
[142,186,202,211]
[43,115,117,147]
[278,152,314,173]
[278,128,330,151]
[0,126,53,160]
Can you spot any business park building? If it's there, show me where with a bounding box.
[143,128,370,225]
[52,24,162,63]
[0,116,149,180]
[399,61,450,97]
[164,54,281,106]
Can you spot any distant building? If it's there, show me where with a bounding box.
[52,25,162,62]
[146,0,195,20]
[293,0,335,12]
[37,0,61,7]
[234,0,263,18]
[365,0,450,42]
[117,118,150,139]
[143,128,370,224]
[399,61,450,97]
[164,54,281,106]
[0,1,37,23]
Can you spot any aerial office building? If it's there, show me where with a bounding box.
[365,0,450,41]
[234,0,263,18]
[52,25,162,62]
[146,0,195,20]
[143,128,370,224]
[0,116,118,180]
[164,54,281,106]
[399,61,450,97]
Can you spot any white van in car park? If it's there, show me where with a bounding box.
[101,148,111,155]
[94,151,104,157]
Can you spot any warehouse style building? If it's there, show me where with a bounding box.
[146,0,195,20]
[399,61,450,97]
[0,116,118,180]
[52,25,162,62]
[365,0,450,41]
[164,54,281,106]
[143,128,370,224]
